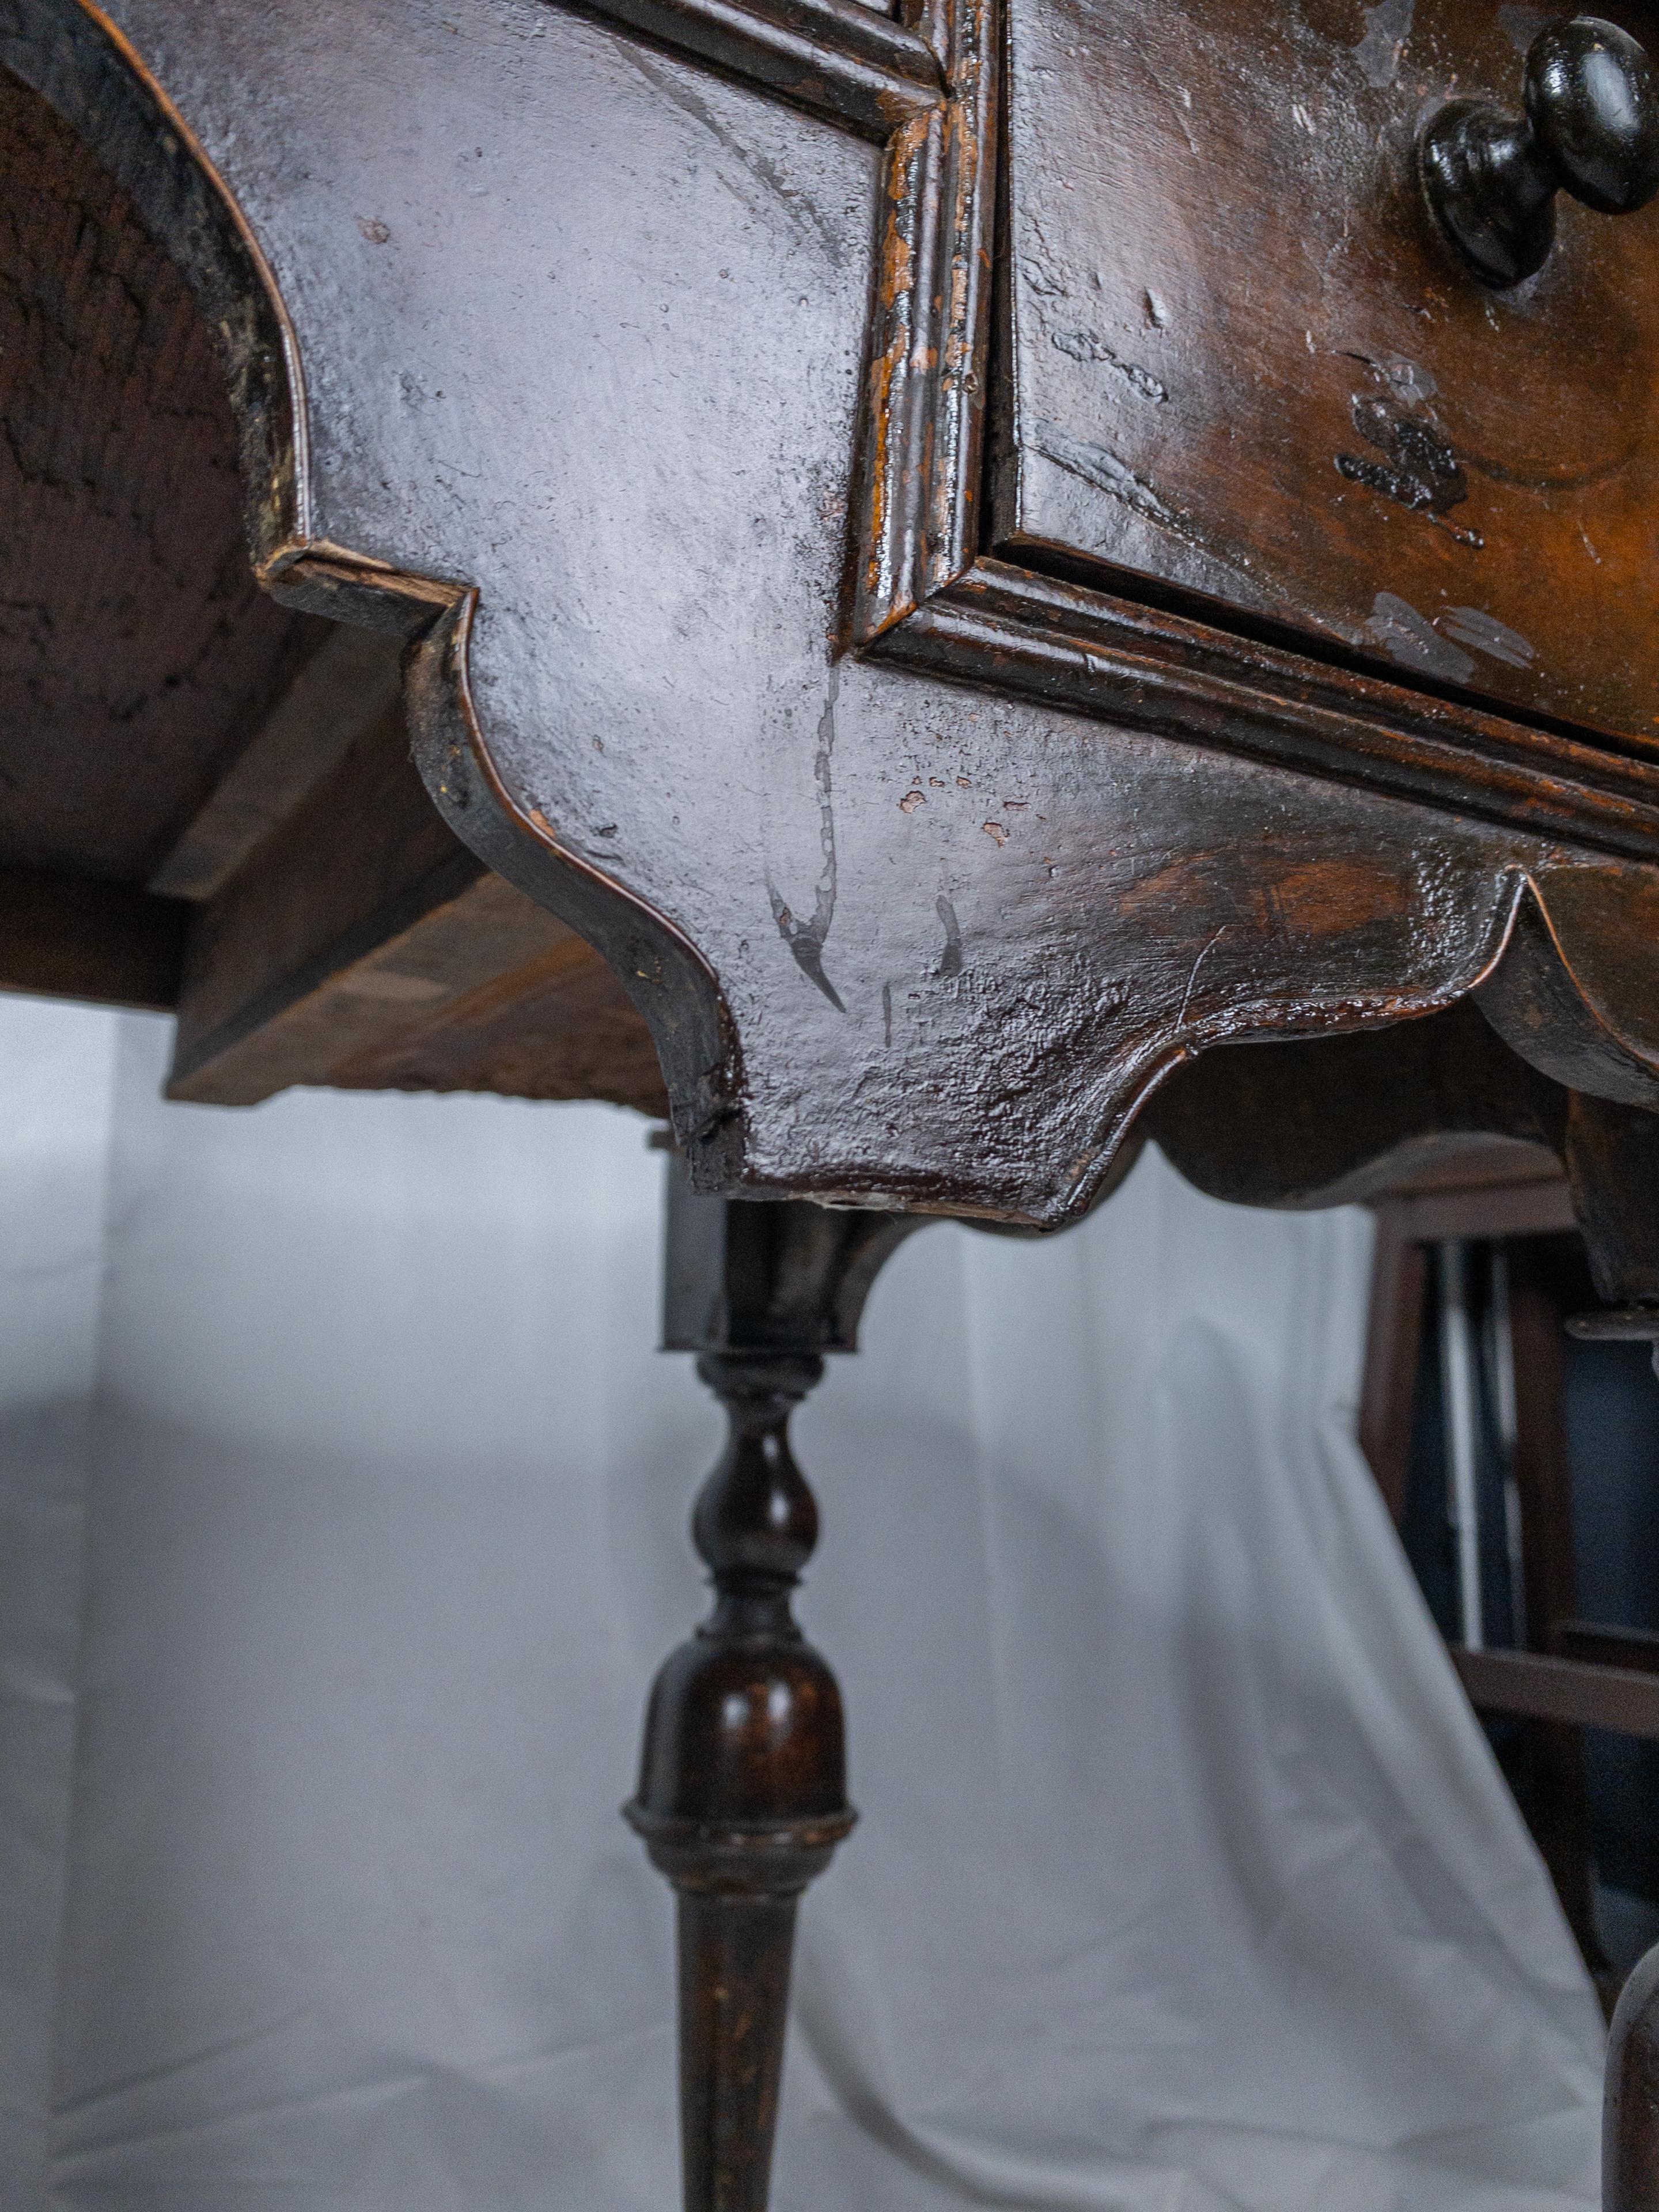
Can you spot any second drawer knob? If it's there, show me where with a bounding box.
[1419,15,1659,287]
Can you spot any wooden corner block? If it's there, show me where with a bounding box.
[165,692,666,1115]
[147,625,405,903]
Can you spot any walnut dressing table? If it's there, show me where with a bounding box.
[3,0,1659,2200]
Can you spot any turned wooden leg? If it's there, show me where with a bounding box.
[629,1159,921,2210]
[1607,1941,1659,2209]
[627,1351,853,2212]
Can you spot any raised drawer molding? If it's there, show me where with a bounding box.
[995,0,1659,747]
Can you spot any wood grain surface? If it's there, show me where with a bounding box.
[13,0,1659,1229]
[997,0,1659,744]
[0,62,325,883]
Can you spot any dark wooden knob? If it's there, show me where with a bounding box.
[1419,16,1659,287]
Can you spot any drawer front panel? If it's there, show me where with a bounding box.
[996,0,1659,745]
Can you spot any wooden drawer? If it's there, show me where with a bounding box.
[994,0,1659,747]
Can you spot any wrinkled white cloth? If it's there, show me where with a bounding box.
[0,994,1603,2211]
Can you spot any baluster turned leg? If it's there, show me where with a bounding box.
[626,1351,853,2212]
[626,1160,919,2212]
[1607,1942,1659,2209]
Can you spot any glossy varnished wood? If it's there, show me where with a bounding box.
[14,0,1659,1230]
[1420,17,1659,288]
[627,1349,854,2212]
[626,1161,920,2212]
[995,0,1659,746]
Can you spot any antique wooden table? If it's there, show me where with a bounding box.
[4,0,1659,2201]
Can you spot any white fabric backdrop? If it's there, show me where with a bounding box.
[0,991,1605,2211]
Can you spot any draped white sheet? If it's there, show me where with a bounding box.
[0,993,1604,2211]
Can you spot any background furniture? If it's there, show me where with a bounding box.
[1361,1145,1659,2002]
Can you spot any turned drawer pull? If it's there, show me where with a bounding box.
[1419,15,1659,287]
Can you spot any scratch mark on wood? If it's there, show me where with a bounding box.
[935,893,963,976]
[1032,422,1267,596]
[1354,0,1414,87]
[1050,328,1168,402]
[1365,592,1476,683]
[1438,605,1535,670]
[1177,927,1226,1031]
[1033,421,1179,528]
[768,665,844,1011]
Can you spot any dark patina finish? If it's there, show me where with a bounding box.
[626,1345,855,2212]
[9,0,1659,2199]
[627,1158,938,2207]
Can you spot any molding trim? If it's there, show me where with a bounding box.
[842,0,1659,868]
[573,0,944,135]
[876,559,1659,864]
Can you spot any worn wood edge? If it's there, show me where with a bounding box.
[1452,1645,1659,1744]
[0,864,185,1011]
[401,592,743,1176]
[965,563,1659,819]
[866,563,1659,868]
[1,0,309,567]
[853,109,945,630]
[1477,879,1659,1108]
[919,0,994,590]
[733,911,1528,1228]
[262,544,460,635]
[567,0,942,134]
[853,0,994,635]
